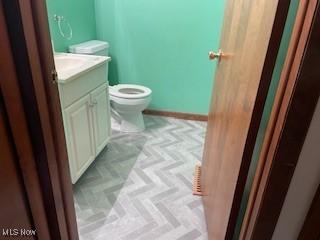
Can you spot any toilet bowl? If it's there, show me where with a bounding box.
[109,84,152,132]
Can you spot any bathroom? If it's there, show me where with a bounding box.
[1,0,312,238]
[41,0,298,239]
[47,0,224,239]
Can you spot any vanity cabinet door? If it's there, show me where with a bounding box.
[64,94,96,183]
[91,84,111,155]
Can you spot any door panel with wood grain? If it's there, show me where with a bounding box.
[0,97,35,239]
[201,0,280,239]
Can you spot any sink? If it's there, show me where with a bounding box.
[53,53,111,83]
[54,55,87,72]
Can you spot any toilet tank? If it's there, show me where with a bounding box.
[69,40,109,56]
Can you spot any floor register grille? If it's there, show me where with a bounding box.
[193,165,203,196]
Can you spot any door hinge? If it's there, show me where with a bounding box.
[51,69,58,84]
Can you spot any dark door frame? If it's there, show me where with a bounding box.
[242,0,320,239]
[0,1,77,239]
[299,184,320,240]
[0,3,53,239]
[0,94,35,238]
[225,0,292,238]
[22,1,79,239]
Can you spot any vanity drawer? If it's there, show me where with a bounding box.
[59,64,108,108]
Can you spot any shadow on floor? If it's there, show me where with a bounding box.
[72,115,208,239]
[73,133,148,228]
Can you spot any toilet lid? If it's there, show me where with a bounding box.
[109,84,152,99]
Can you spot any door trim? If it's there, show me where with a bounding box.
[241,0,320,239]
[0,94,35,237]
[0,2,52,239]
[239,1,312,238]
[1,1,78,239]
[240,1,313,238]
[298,184,320,240]
[224,1,292,238]
[20,0,79,240]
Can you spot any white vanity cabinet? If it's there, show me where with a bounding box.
[57,59,111,184]
[91,84,111,154]
[64,95,96,183]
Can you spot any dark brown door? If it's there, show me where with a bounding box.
[201,0,286,239]
[0,2,68,239]
[299,185,320,240]
[0,95,35,239]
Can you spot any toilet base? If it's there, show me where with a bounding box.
[109,93,151,133]
[117,111,145,133]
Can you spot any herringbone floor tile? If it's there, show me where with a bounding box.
[74,115,208,240]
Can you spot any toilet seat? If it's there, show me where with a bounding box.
[109,84,152,99]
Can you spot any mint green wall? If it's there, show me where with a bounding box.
[233,1,299,238]
[46,0,97,52]
[95,0,225,114]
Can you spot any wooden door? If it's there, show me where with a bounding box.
[299,185,320,240]
[91,84,111,155]
[64,95,96,183]
[1,1,77,239]
[0,96,35,239]
[201,0,282,239]
[243,1,320,238]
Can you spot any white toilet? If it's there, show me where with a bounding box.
[69,40,152,133]
[109,84,152,132]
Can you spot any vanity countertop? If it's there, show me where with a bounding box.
[54,52,111,84]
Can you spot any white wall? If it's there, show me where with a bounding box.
[272,98,320,240]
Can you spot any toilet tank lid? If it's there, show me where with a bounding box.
[69,40,109,54]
